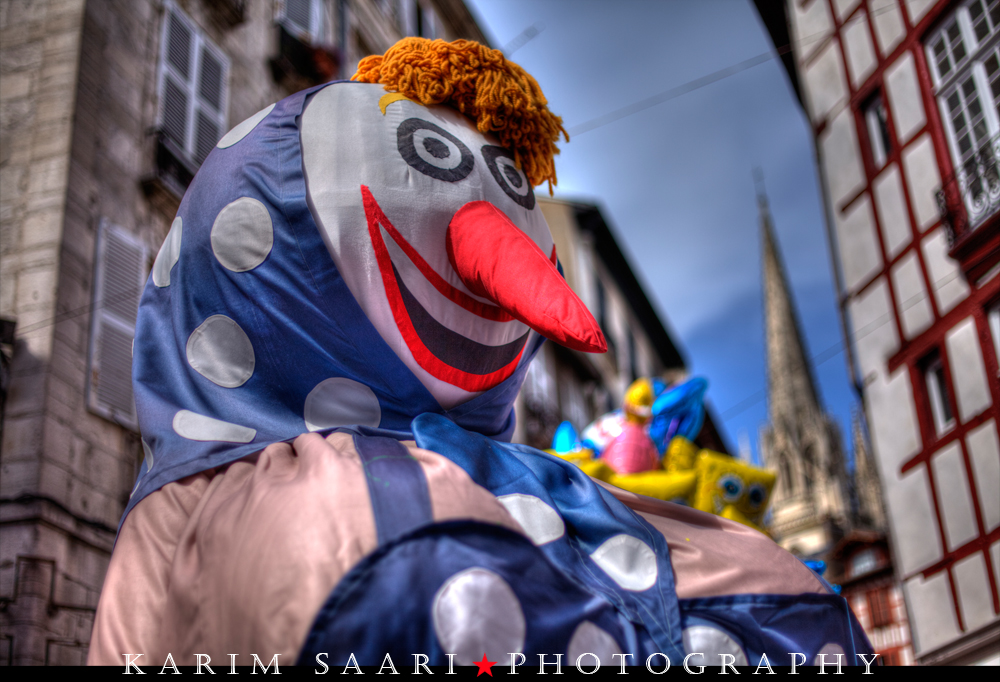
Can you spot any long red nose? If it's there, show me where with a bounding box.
[447,201,607,354]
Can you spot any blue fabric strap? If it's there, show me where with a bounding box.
[353,434,433,545]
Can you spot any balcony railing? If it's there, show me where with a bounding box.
[936,133,1000,244]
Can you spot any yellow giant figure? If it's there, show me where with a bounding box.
[548,380,776,535]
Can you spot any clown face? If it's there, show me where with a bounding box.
[301,84,603,408]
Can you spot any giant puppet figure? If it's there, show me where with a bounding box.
[89,39,871,667]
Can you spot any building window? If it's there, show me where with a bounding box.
[595,276,616,355]
[923,352,956,436]
[867,587,892,628]
[989,301,1000,372]
[864,92,892,168]
[86,221,147,431]
[157,2,230,168]
[278,0,325,43]
[927,0,1000,230]
[850,548,879,578]
[416,2,438,39]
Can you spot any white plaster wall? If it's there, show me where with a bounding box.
[873,164,913,257]
[890,465,944,574]
[946,317,993,423]
[871,0,906,55]
[902,134,943,230]
[821,108,867,209]
[890,251,933,339]
[967,419,1000,532]
[867,367,938,576]
[848,277,899,379]
[834,0,862,20]
[904,0,936,23]
[886,52,926,145]
[922,228,970,314]
[835,194,882,291]
[791,0,834,63]
[930,442,979,551]
[843,10,877,88]
[953,552,997,631]
[905,572,961,654]
[804,40,848,122]
[866,368,922,477]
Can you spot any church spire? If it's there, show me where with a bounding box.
[758,179,822,421]
[756,170,850,556]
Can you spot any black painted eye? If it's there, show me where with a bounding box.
[397,118,474,182]
[718,474,743,503]
[748,483,767,509]
[482,145,535,209]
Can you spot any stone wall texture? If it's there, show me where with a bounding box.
[1,0,490,664]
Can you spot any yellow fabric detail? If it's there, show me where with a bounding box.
[720,505,769,536]
[545,448,595,464]
[378,92,417,114]
[663,436,699,472]
[578,459,616,482]
[607,470,698,502]
[352,37,568,193]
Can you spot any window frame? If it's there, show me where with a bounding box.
[277,0,326,44]
[156,1,231,168]
[925,0,1000,228]
[923,352,957,436]
[863,91,892,169]
[867,586,893,628]
[988,300,1000,373]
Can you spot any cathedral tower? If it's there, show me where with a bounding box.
[757,189,850,558]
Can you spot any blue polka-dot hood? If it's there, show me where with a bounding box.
[128,82,566,519]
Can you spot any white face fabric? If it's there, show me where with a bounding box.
[300,83,555,409]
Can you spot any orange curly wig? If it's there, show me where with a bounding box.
[352,37,568,193]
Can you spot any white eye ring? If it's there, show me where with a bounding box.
[482,144,535,209]
[397,118,474,182]
[718,474,743,503]
[412,129,465,171]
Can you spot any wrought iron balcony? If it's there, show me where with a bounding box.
[936,133,1000,244]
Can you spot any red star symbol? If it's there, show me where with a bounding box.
[475,653,497,677]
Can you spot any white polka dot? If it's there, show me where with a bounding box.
[186,315,255,388]
[211,197,273,272]
[682,626,747,667]
[814,643,845,666]
[217,104,275,148]
[152,217,183,287]
[432,568,525,667]
[497,494,565,545]
[590,534,658,591]
[172,410,256,443]
[567,621,622,667]
[303,377,381,431]
[141,438,154,471]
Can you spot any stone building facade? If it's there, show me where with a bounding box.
[512,197,730,455]
[756,0,1000,665]
[0,0,487,665]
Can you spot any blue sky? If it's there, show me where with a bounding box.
[465,0,860,464]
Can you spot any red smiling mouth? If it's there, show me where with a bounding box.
[361,185,605,393]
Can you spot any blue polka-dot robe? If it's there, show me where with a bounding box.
[91,82,873,669]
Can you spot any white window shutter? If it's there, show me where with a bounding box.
[158,2,229,166]
[87,221,147,430]
[282,0,315,39]
[161,8,194,152]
